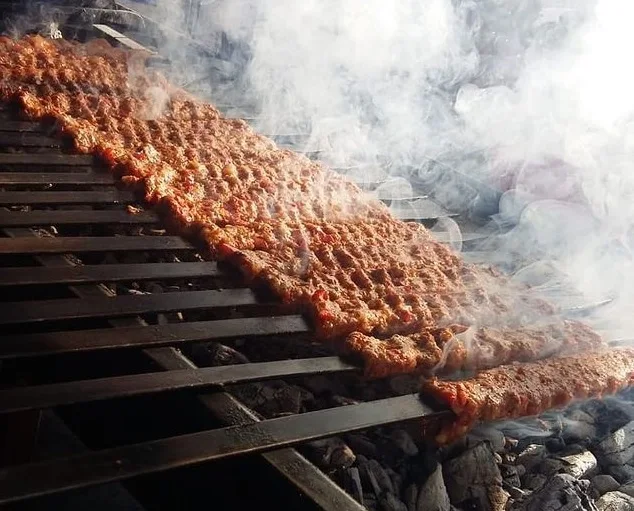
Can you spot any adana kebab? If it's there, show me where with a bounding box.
[1,35,631,443]
[345,320,605,378]
[421,347,634,444]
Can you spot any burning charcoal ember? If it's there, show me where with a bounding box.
[515,474,596,511]
[563,409,597,444]
[591,475,620,497]
[343,466,364,505]
[389,429,419,457]
[190,342,250,366]
[306,437,356,471]
[302,374,349,396]
[545,437,567,453]
[517,444,549,472]
[522,474,548,491]
[584,400,634,438]
[466,425,506,453]
[594,421,634,467]
[416,462,450,511]
[555,449,599,479]
[346,434,380,460]
[442,441,507,510]
[595,491,634,511]
[363,493,378,511]
[501,464,522,487]
[503,482,530,501]
[359,459,395,495]
[386,467,403,497]
[404,484,418,511]
[238,382,314,417]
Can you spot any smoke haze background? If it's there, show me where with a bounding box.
[135,0,634,339]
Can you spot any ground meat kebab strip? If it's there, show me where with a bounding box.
[345,320,606,378]
[1,35,584,377]
[205,218,477,339]
[0,36,480,335]
[420,347,634,445]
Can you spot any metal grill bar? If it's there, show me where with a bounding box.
[0,121,40,133]
[0,236,193,254]
[0,210,157,227]
[0,133,60,148]
[0,315,309,359]
[94,23,157,53]
[0,289,260,325]
[200,391,365,511]
[0,173,115,185]
[0,261,221,287]
[0,190,134,205]
[0,394,443,505]
[0,357,356,414]
[0,154,94,166]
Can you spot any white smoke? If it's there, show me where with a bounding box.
[145,0,634,339]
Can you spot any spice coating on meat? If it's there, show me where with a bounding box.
[345,319,606,378]
[421,347,634,445]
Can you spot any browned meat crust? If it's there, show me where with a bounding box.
[0,35,503,343]
[345,320,606,378]
[420,347,634,445]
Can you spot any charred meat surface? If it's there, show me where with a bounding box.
[421,347,634,445]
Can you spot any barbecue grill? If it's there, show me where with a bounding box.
[0,2,506,510]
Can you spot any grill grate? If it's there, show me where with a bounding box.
[0,134,447,505]
[0,112,437,508]
[0,13,471,510]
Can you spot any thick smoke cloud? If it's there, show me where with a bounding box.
[146,0,633,339]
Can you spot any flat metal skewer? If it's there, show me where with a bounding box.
[0,357,357,414]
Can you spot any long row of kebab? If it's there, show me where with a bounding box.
[1,35,632,444]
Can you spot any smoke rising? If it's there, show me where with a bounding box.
[173,0,632,340]
[67,1,634,340]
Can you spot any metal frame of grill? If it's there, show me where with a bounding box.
[0,4,489,509]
